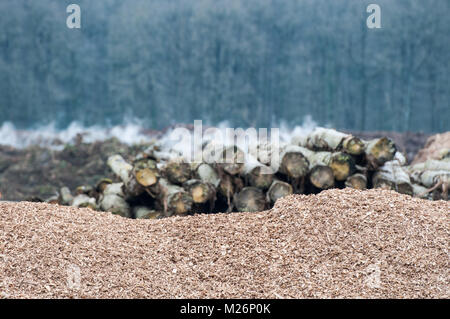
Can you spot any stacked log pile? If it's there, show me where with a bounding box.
[42,128,449,218]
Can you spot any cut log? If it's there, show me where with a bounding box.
[266,180,293,204]
[220,146,246,175]
[133,206,162,219]
[164,158,191,185]
[329,152,356,181]
[134,158,159,187]
[303,151,335,189]
[257,141,273,165]
[372,161,413,196]
[408,159,450,193]
[72,194,97,210]
[107,154,144,198]
[75,185,94,196]
[183,179,216,204]
[306,128,365,155]
[279,145,310,179]
[154,178,193,216]
[233,187,266,212]
[59,187,73,205]
[412,184,429,199]
[191,163,221,187]
[408,159,450,173]
[309,165,335,189]
[96,178,113,193]
[107,155,133,184]
[243,159,274,190]
[365,137,397,168]
[414,170,449,189]
[345,173,367,190]
[257,140,286,166]
[99,183,131,218]
[203,143,245,175]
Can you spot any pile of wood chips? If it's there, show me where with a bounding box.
[0,188,448,298]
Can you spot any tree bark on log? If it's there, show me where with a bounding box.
[153,178,193,216]
[372,161,413,196]
[107,154,144,198]
[303,151,335,189]
[306,128,365,155]
[243,159,274,190]
[133,206,162,219]
[99,183,131,218]
[191,163,221,188]
[59,186,73,205]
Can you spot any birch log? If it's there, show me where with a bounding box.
[306,128,365,155]
[279,145,310,179]
[372,161,413,195]
[107,154,144,197]
[233,187,266,212]
[164,158,191,185]
[98,183,131,217]
[183,179,216,204]
[365,137,397,168]
[345,173,367,190]
[266,180,293,204]
[155,178,193,216]
[191,163,221,187]
[133,206,162,219]
[243,159,274,190]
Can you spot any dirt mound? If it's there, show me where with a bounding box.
[412,132,450,165]
[0,188,448,298]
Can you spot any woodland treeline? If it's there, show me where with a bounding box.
[0,0,448,132]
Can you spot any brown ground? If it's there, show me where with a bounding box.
[0,188,448,299]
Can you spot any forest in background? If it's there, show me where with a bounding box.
[0,0,448,132]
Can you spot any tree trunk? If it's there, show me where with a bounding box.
[345,173,367,190]
[279,145,310,179]
[153,178,193,216]
[243,160,274,190]
[133,206,162,219]
[306,128,365,155]
[134,159,159,187]
[266,180,293,204]
[233,187,266,212]
[164,159,191,185]
[372,161,413,196]
[365,137,397,168]
[99,183,131,218]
